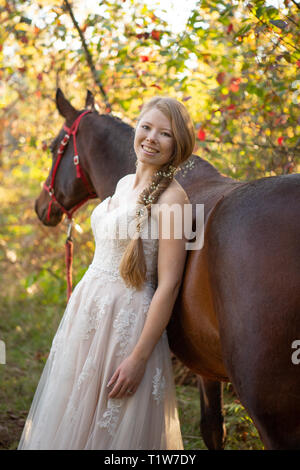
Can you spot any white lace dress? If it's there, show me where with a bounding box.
[18,193,183,450]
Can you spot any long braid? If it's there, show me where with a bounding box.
[138,162,177,210]
[119,162,177,290]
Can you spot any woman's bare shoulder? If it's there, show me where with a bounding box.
[158,179,190,205]
[118,173,135,185]
[115,173,134,193]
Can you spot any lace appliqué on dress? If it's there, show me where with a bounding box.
[80,293,113,341]
[98,399,123,436]
[113,308,137,357]
[152,368,166,405]
[77,357,97,390]
[63,357,97,424]
[113,288,136,357]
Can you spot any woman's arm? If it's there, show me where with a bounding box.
[107,187,189,399]
[131,189,189,361]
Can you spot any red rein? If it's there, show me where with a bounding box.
[44,110,97,300]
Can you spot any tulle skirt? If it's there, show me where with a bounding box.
[18,265,183,450]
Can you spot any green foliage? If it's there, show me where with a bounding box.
[176,384,263,450]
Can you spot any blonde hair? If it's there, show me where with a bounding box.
[119,96,195,289]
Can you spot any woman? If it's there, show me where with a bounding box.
[18,96,195,450]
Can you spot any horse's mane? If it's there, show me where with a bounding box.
[196,155,221,174]
[178,153,225,183]
[99,112,134,134]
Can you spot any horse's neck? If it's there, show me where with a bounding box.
[89,115,136,199]
[176,155,243,220]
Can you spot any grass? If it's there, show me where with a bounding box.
[176,384,263,450]
[0,294,264,450]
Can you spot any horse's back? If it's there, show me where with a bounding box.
[207,174,300,449]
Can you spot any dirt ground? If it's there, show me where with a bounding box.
[0,411,27,450]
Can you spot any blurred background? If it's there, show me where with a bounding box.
[0,0,299,449]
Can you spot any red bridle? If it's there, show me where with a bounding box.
[43,110,97,300]
[43,110,97,222]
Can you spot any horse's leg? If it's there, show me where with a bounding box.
[198,376,226,450]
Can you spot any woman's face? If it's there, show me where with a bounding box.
[134,107,175,169]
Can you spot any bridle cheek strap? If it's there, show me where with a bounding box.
[43,110,97,301]
[43,182,95,220]
[44,110,97,222]
[46,199,53,222]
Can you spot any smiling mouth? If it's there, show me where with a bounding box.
[141,144,159,154]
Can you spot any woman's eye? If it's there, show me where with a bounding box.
[141,125,171,137]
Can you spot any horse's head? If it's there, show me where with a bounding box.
[35,88,98,226]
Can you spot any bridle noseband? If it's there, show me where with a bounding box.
[43,110,97,300]
[44,110,97,222]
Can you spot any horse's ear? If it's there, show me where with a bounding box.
[85,90,95,111]
[56,88,77,121]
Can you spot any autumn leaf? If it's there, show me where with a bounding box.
[20,35,29,44]
[277,136,284,145]
[197,128,206,141]
[227,23,233,34]
[136,32,150,40]
[151,84,162,90]
[216,72,226,85]
[150,12,158,22]
[141,55,149,62]
[229,77,241,93]
[151,30,160,41]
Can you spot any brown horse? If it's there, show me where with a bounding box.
[35,89,300,450]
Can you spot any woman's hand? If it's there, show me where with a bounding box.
[107,354,147,399]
